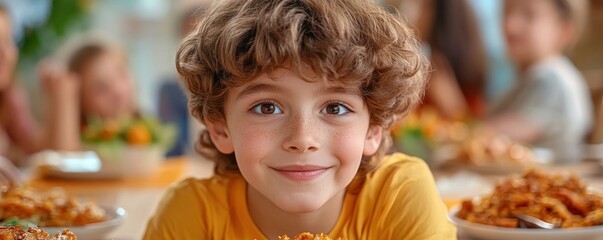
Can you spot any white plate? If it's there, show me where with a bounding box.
[449,206,603,240]
[41,205,126,240]
[439,147,555,175]
[31,147,164,180]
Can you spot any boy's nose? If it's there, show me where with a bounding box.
[282,114,320,154]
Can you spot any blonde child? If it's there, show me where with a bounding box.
[143,0,455,239]
[487,0,592,162]
[40,35,137,150]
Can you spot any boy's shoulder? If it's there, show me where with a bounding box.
[144,175,250,238]
[350,153,433,195]
[378,152,429,169]
[156,174,246,220]
[369,153,431,182]
[338,153,455,238]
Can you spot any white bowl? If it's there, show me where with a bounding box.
[449,206,603,240]
[32,146,165,180]
[92,145,164,178]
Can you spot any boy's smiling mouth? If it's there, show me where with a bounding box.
[270,165,332,181]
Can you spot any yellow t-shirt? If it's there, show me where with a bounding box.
[143,153,456,239]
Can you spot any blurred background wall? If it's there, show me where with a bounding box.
[2,0,602,141]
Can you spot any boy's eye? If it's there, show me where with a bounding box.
[321,103,350,115]
[252,103,283,115]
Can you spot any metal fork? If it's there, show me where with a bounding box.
[514,214,558,229]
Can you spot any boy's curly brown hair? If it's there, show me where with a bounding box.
[176,0,428,176]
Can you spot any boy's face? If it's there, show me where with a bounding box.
[503,0,572,68]
[207,67,382,213]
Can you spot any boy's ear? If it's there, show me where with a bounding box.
[205,119,234,154]
[363,125,383,156]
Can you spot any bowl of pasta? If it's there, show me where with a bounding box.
[449,169,603,240]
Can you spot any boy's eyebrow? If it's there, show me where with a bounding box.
[318,86,361,96]
[236,83,287,100]
[236,83,361,100]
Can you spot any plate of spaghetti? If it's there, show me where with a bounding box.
[449,169,603,240]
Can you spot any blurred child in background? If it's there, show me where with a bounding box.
[0,4,43,183]
[0,5,45,158]
[486,0,592,162]
[40,35,138,151]
[386,0,488,120]
[158,8,203,157]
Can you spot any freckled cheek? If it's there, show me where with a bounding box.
[231,125,278,166]
[331,127,368,169]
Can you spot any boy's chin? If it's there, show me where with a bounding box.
[272,194,332,214]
